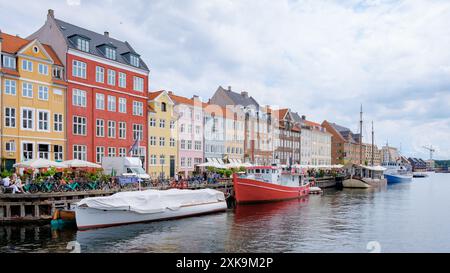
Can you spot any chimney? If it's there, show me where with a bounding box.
[228,86,231,91]
[168,91,173,95]
[192,95,199,101]
[48,9,55,19]
[302,115,306,120]
[241,91,248,98]
[104,31,109,37]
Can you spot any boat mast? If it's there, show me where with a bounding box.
[359,104,363,165]
[372,121,374,179]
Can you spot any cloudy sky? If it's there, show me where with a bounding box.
[1,0,449,159]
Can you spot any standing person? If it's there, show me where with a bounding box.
[175,173,179,183]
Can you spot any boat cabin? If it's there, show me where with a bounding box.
[241,166,307,187]
[345,164,386,180]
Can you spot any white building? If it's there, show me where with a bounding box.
[300,120,332,166]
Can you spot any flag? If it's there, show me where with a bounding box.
[129,138,139,155]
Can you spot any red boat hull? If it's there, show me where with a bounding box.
[233,175,310,204]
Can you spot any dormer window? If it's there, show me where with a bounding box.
[77,38,90,52]
[105,47,116,60]
[130,54,140,67]
[2,55,16,69]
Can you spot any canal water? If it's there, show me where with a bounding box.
[1,173,449,253]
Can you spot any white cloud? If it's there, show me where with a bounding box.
[1,0,450,159]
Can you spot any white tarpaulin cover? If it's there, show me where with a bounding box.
[78,189,225,214]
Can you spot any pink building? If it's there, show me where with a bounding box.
[168,92,204,177]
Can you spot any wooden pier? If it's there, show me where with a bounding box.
[0,181,234,224]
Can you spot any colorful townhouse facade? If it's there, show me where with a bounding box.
[203,103,226,165]
[0,32,67,170]
[148,91,178,179]
[224,105,245,164]
[271,108,301,165]
[298,117,332,166]
[168,92,204,177]
[29,10,149,166]
[210,86,273,165]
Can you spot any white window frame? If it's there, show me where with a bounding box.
[119,148,127,157]
[96,146,105,163]
[107,69,116,86]
[96,93,105,110]
[22,59,33,72]
[73,116,87,135]
[2,55,16,69]
[4,79,16,95]
[38,86,49,100]
[4,107,16,128]
[107,95,116,112]
[133,101,143,116]
[21,107,35,131]
[38,63,49,75]
[73,145,87,161]
[119,122,126,139]
[37,109,50,132]
[22,82,33,98]
[96,119,105,137]
[5,140,16,152]
[77,38,90,52]
[119,98,127,113]
[54,113,63,132]
[72,60,87,79]
[149,118,156,127]
[133,76,144,92]
[22,141,34,161]
[72,89,87,107]
[96,66,104,83]
[119,72,127,88]
[108,120,116,138]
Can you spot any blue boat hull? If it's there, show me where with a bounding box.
[385,173,413,184]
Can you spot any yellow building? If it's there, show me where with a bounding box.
[224,105,245,164]
[147,91,177,179]
[0,32,67,170]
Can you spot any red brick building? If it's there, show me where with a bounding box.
[29,10,149,165]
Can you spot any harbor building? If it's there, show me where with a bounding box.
[321,121,361,165]
[147,91,178,179]
[0,32,67,170]
[381,145,400,163]
[224,105,245,164]
[168,92,204,177]
[29,10,149,165]
[209,86,273,165]
[271,108,301,165]
[203,103,226,165]
[298,116,332,166]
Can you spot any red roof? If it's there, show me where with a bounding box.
[148,90,164,100]
[0,68,20,77]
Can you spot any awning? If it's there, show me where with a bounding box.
[217,158,225,165]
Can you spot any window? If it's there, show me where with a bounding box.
[107,95,116,111]
[107,70,116,85]
[159,119,165,128]
[22,142,34,160]
[150,155,157,165]
[72,89,87,107]
[161,102,167,112]
[181,140,186,150]
[181,157,186,167]
[53,67,63,79]
[22,82,33,98]
[160,155,165,165]
[132,101,143,116]
[72,60,86,78]
[6,141,16,152]
[108,147,116,157]
[54,114,63,132]
[38,144,50,159]
[73,145,87,161]
[37,110,50,131]
[195,126,201,135]
[188,125,192,133]
[96,66,104,83]
[105,47,116,60]
[159,137,165,147]
[187,158,192,167]
[170,138,175,147]
[73,116,87,135]
[149,136,156,146]
[119,122,126,139]
[130,55,140,67]
[108,120,116,138]
[170,120,175,129]
[149,118,156,127]
[77,38,90,52]
[22,59,33,72]
[119,72,126,88]
[133,76,144,91]
[96,147,104,163]
[96,119,105,137]
[119,98,127,113]
[180,124,185,133]
[4,80,16,95]
[38,86,49,100]
[187,140,192,150]
[119,148,126,157]
[5,107,16,128]
[195,141,201,151]
[21,108,34,130]
[2,55,16,69]
[133,124,143,141]
[96,93,105,110]
[38,63,48,75]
